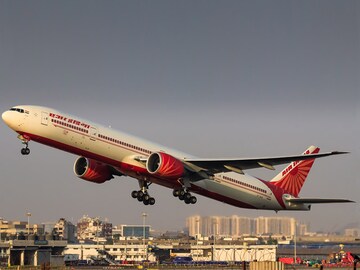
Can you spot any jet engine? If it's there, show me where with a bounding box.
[146,152,185,179]
[74,157,113,184]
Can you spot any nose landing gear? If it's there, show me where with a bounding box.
[20,140,30,155]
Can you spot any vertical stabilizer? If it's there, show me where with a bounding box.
[270,146,320,196]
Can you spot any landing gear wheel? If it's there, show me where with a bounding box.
[131,190,138,198]
[143,196,155,206]
[149,197,155,205]
[137,191,144,202]
[21,148,30,155]
[190,196,197,204]
[173,190,180,197]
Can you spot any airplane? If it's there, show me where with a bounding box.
[2,105,354,211]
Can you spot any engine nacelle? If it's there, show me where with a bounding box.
[146,152,185,179]
[74,157,113,184]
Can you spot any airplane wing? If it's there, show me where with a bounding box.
[286,198,355,204]
[183,151,348,174]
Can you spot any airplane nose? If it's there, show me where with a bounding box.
[2,111,10,125]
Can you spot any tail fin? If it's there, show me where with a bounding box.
[270,146,320,197]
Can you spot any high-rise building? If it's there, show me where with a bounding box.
[255,217,296,235]
[187,215,255,238]
[298,223,309,236]
[54,218,76,242]
[345,228,360,237]
[231,216,255,236]
[255,217,296,236]
[187,215,297,238]
[186,215,201,237]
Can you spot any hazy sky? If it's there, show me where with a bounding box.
[0,0,359,233]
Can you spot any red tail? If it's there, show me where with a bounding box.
[270,146,320,197]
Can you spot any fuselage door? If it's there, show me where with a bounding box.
[41,112,49,126]
[90,127,97,141]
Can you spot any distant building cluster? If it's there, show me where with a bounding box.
[0,215,151,244]
[0,219,40,237]
[1,215,359,244]
[0,217,77,242]
[186,215,307,238]
[77,215,112,242]
[344,228,360,237]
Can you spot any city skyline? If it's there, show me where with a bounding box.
[0,1,359,232]
[1,213,358,236]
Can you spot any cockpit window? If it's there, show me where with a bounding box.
[10,108,25,113]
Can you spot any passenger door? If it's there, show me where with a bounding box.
[90,127,97,141]
[41,112,49,126]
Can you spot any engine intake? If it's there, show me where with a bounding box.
[146,152,185,179]
[74,157,113,184]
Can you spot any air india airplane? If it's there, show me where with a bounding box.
[2,105,353,211]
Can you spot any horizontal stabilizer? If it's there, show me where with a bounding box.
[286,198,355,204]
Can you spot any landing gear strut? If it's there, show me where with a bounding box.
[131,181,156,205]
[173,189,197,204]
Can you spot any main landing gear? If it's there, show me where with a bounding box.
[20,141,30,155]
[131,181,156,206]
[173,189,197,204]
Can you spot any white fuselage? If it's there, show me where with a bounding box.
[2,105,308,211]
